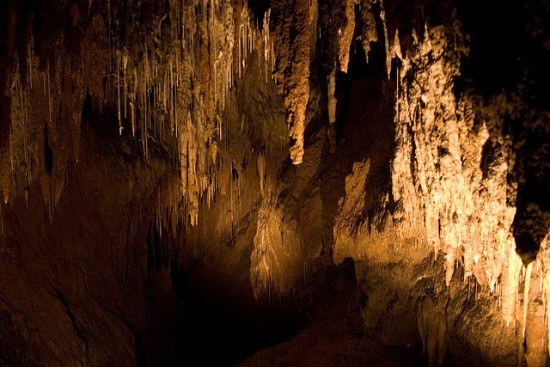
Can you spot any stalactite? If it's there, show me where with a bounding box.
[322,3,548,352]
[327,70,337,153]
[109,0,273,225]
[337,0,355,73]
[3,0,276,228]
[271,0,317,164]
[46,60,52,126]
[257,152,266,196]
[357,0,379,61]
[116,50,122,135]
[2,2,547,359]
[0,202,3,237]
[379,0,391,79]
[390,17,521,295]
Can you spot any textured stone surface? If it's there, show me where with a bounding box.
[0,0,548,365]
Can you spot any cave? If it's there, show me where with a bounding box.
[0,0,548,366]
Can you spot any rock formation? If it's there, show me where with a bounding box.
[0,0,548,365]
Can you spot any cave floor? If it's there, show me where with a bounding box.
[238,322,421,367]
[237,260,423,367]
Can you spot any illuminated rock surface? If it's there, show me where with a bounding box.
[0,0,548,365]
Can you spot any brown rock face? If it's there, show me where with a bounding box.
[0,0,548,366]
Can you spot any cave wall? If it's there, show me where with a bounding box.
[0,0,548,366]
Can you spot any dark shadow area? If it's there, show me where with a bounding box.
[318,23,395,255]
[512,116,550,264]
[456,0,550,264]
[455,0,531,95]
[248,0,271,27]
[167,258,311,366]
[143,176,310,365]
[239,258,424,366]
